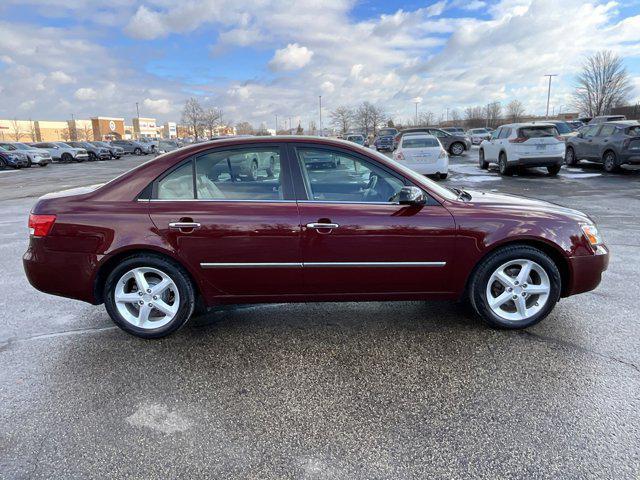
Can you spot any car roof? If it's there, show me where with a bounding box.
[402,132,436,138]
[604,120,638,126]
[499,122,555,128]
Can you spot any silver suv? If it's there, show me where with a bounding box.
[0,142,52,167]
[31,142,89,162]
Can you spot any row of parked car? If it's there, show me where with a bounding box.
[0,138,183,169]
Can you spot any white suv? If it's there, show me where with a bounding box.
[478,123,565,176]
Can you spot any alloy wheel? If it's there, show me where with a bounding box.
[451,143,464,156]
[114,267,180,330]
[485,259,550,321]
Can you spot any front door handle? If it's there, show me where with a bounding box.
[169,222,201,230]
[306,222,339,230]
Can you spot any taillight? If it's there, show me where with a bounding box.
[28,214,56,237]
[555,135,564,141]
[395,152,405,161]
[509,137,527,143]
[623,138,630,149]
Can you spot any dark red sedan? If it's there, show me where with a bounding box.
[24,137,609,338]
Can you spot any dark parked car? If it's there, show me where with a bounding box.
[441,127,465,135]
[373,128,398,151]
[68,141,111,161]
[24,137,608,339]
[565,121,640,172]
[588,115,626,125]
[110,140,152,155]
[0,146,30,169]
[91,141,124,159]
[395,128,471,156]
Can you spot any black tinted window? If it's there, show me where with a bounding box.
[518,126,557,138]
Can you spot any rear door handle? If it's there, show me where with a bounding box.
[306,223,339,229]
[169,222,201,230]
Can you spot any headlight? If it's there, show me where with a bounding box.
[581,224,603,246]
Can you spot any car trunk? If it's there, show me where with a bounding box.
[513,126,562,157]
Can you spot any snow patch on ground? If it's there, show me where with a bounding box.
[126,403,192,434]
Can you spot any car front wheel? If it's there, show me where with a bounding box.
[565,146,578,166]
[547,164,561,176]
[103,254,195,339]
[469,245,561,329]
[134,148,142,155]
[478,149,489,169]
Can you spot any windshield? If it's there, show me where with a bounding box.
[553,122,572,134]
[0,143,18,151]
[367,148,458,201]
[518,126,558,138]
[402,137,439,148]
[378,128,397,136]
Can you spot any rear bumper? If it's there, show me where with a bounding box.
[512,156,564,167]
[619,153,640,164]
[566,245,609,296]
[23,242,100,304]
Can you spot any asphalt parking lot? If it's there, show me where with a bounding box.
[1,150,639,479]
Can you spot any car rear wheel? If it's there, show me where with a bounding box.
[104,254,195,339]
[547,165,561,176]
[39,162,48,167]
[469,245,561,329]
[603,150,620,173]
[244,159,259,181]
[0,158,6,169]
[439,172,448,180]
[565,146,578,166]
[478,149,489,169]
[450,142,465,156]
[498,152,512,176]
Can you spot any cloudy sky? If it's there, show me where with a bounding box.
[1,0,639,128]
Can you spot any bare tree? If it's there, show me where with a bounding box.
[181,98,204,140]
[308,121,317,135]
[235,121,254,135]
[464,106,486,128]
[371,105,387,135]
[329,106,354,135]
[506,100,526,123]
[450,109,461,124]
[78,124,93,141]
[10,119,24,141]
[202,106,223,138]
[354,102,374,136]
[28,119,38,142]
[573,50,633,117]
[484,101,502,128]
[418,111,435,126]
[60,128,71,142]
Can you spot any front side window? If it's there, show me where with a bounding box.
[583,126,599,138]
[296,148,404,203]
[491,129,501,140]
[155,147,282,201]
[597,125,616,137]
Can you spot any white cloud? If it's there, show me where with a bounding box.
[49,71,75,84]
[143,98,173,114]
[321,81,335,93]
[269,43,314,71]
[74,87,97,101]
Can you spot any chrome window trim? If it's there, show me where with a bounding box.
[146,198,297,203]
[200,261,446,268]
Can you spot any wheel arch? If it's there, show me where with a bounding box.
[93,246,204,305]
[464,238,571,299]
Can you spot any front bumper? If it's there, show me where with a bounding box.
[566,245,609,296]
[32,156,51,165]
[75,153,89,161]
[98,152,111,160]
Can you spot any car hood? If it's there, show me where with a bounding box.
[463,189,592,223]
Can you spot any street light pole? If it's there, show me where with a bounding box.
[275,114,278,135]
[319,95,323,137]
[414,102,419,125]
[544,74,557,119]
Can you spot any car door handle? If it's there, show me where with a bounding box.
[169,222,201,230]
[306,222,339,229]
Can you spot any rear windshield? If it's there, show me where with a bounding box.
[378,128,397,136]
[518,126,558,138]
[402,137,439,148]
[553,122,572,134]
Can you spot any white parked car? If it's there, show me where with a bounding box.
[30,142,89,162]
[393,133,449,179]
[467,128,492,145]
[478,123,564,176]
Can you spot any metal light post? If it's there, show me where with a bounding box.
[275,114,278,135]
[414,102,419,125]
[544,74,557,119]
[319,95,323,137]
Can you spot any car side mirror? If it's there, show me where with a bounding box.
[397,186,426,206]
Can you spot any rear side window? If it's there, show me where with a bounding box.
[583,126,599,138]
[517,126,557,138]
[598,125,616,137]
[402,137,439,148]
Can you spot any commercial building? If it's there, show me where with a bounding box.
[133,117,159,139]
[163,122,177,139]
[91,117,125,140]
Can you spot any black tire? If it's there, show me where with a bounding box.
[61,153,73,163]
[439,172,448,180]
[88,152,97,161]
[547,164,561,176]
[603,150,620,173]
[26,158,33,168]
[244,159,259,181]
[498,152,512,176]
[103,254,196,339]
[39,162,48,167]
[468,245,561,329]
[565,146,578,166]
[478,149,489,169]
[134,148,142,155]
[0,158,6,169]
[450,142,465,156]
